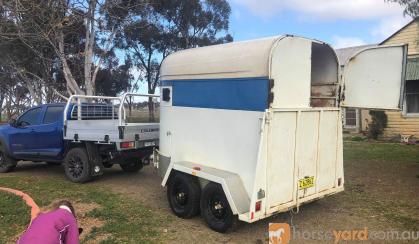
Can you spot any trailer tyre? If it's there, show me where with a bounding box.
[0,147,16,173]
[201,183,236,233]
[167,172,201,218]
[64,148,92,183]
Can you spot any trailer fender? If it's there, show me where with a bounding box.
[163,161,250,215]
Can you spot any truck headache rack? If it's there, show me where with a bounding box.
[70,103,118,120]
[63,93,160,145]
[64,93,159,126]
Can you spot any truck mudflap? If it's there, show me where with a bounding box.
[85,142,104,176]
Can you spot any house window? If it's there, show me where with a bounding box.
[344,108,358,128]
[406,80,419,114]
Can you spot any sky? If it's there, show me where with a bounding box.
[227,0,412,48]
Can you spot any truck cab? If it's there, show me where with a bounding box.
[0,103,67,165]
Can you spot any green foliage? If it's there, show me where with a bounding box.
[368,111,388,140]
[119,0,233,96]
[95,62,134,97]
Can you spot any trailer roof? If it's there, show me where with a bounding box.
[160,36,284,80]
[160,35,334,81]
[161,35,335,81]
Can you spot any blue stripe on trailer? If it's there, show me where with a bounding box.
[161,77,269,111]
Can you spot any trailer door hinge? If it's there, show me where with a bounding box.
[258,189,265,200]
[265,110,273,122]
[268,79,275,107]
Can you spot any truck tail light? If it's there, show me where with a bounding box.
[255,201,262,212]
[121,141,135,149]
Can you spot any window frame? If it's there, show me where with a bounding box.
[17,107,43,127]
[403,79,419,117]
[343,108,359,129]
[42,105,65,125]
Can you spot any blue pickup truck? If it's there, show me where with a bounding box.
[0,97,159,183]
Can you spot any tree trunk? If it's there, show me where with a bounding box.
[58,31,84,95]
[148,96,155,122]
[0,93,4,122]
[84,0,97,96]
[26,82,42,105]
[128,96,133,117]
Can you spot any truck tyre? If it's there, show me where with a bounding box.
[119,159,143,172]
[64,148,92,183]
[167,172,201,218]
[200,183,236,233]
[0,147,17,173]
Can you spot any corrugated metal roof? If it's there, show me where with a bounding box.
[406,58,419,80]
[335,44,377,66]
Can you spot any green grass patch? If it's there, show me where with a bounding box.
[0,176,171,243]
[0,191,30,244]
[344,141,419,163]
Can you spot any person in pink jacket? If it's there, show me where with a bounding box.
[17,200,80,244]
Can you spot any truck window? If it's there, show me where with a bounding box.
[18,107,42,126]
[43,106,64,124]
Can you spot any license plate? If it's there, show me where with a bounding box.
[144,141,156,147]
[299,177,315,189]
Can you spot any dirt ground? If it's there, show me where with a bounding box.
[4,142,419,243]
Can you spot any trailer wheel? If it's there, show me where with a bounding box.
[201,183,236,233]
[64,148,92,183]
[0,147,16,173]
[119,159,143,172]
[167,172,201,218]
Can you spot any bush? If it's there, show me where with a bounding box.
[368,111,388,140]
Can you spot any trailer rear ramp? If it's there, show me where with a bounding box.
[262,108,344,218]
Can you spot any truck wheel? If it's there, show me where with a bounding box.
[167,172,201,218]
[0,148,16,173]
[119,159,143,172]
[201,183,236,233]
[64,148,92,183]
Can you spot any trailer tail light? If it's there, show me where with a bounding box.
[338,178,342,187]
[255,201,262,212]
[121,141,135,149]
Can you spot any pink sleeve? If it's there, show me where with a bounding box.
[64,217,79,244]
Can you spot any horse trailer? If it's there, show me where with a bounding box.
[154,35,407,232]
